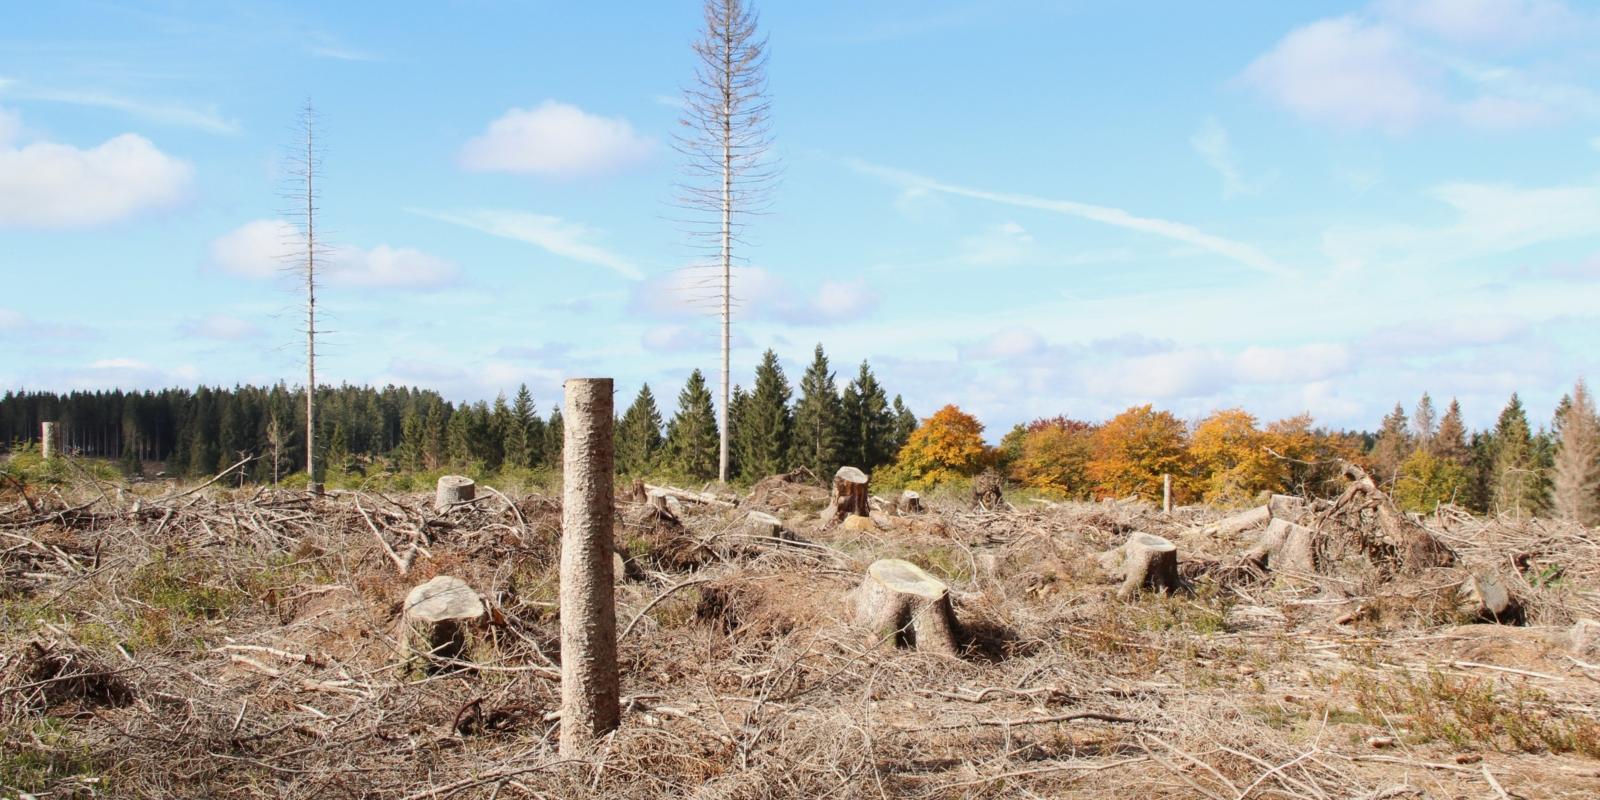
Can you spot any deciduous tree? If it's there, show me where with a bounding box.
[886,404,990,490]
[1087,405,1191,502]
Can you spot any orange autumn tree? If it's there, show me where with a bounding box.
[1087,404,1192,501]
[1266,413,1363,496]
[1011,417,1096,499]
[1189,409,1287,506]
[884,404,991,490]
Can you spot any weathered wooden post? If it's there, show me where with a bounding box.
[1162,473,1172,514]
[559,378,620,758]
[40,421,57,460]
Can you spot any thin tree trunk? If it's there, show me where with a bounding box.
[559,378,620,757]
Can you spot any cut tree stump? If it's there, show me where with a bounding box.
[745,511,784,537]
[853,559,962,655]
[402,576,485,670]
[899,490,923,515]
[434,475,476,512]
[821,466,870,527]
[1335,463,1455,571]
[1099,533,1181,600]
[1458,572,1524,624]
[1244,518,1317,576]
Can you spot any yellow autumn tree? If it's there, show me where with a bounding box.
[1190,409,1288,506]
[884,404,990,490]
[1087,405,1192,501]
[1010,417,1095,499]
[1266,413,1362,496]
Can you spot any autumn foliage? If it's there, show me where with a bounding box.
[1085,405,1193,502]
[883,404,991,490]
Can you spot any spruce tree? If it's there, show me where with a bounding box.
[1552,379,1600,525]
[1369,402,1413,486]
[446,407,474,467]
[487,393,512,471]
[791,345,844,478]
[398,408,424,471]
[617,384,665,475]
[506,384,542,469]
[422,402,448,470]
[726,385,749,479]
[1412,392,1437,452]
[665,369,718,481]
[1490,393,1546,516]
[841,360,894,471]
[543,408,564,469]
[735,350,793,480]
[889,395,917,457]
[1435,398,1470,464]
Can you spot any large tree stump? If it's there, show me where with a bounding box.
[853,559,962,655]
[1099,533,1181,600]
[402,576,485,671]
[1244,518,1317,575]
[559,378,620,757]
[821,466,870,526]
[434,475,475,512]
[40,421,57,460]
[899,490,923,515]
[1458,572,1523,624]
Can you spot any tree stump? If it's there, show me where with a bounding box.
[899,490,923,515]
[852,559,961,655]
[1458,572,1523,624]
[402,576,485,671]
[40,421,57,460]
[821,466,870,526]
[434,475,476,512]
[1099,533,1181,600]
[1244,518,1317,575]
[745,511,784,537]
[559,378,620,757]
[972,468,1004,509]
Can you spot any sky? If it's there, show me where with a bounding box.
[2,0,1598,438]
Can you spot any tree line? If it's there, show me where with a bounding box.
[0,345,917,486]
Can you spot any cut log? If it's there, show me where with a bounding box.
[402,576,485,670]
[644,483,737,509]
[1267,494,1307,522]
[745,511,784,537]
[1244,518,1317,575]
[1098,533,1181,600]
[899,490,924,515]
[1457,572,1523,624]
[1198,505,1271,537]
[852,559,961,655]
[434,475,476,512]
[821,466,870,526]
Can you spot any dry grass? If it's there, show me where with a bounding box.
[1,470,1598,798]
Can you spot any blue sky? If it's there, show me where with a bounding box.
[2,0,1598,436]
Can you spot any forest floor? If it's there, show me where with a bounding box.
[2,466,1599,799]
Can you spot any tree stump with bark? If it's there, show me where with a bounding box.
[434,475,476,512]
[1244,518,1318,576]
[821,466,870,527]
[1099,533,1181,600]
[852,559,962,655]
[972,468,1004,509]
[558,378,620,757]
[40,421,58,460]
[1458,572,1524,624]
[401,576,485,671]
[899,490,923,515]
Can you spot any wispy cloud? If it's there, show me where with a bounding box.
[305,32,381,62]
[849,159,1294,277]
[1190,117,1274,197]
[413,208,644,280]
[0,77,238,133]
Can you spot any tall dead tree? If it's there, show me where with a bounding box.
[677,0,776,484]
[283,100,326,492]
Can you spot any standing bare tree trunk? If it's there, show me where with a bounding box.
[40,422,57,460]
[559,378,620,757]
[678,0,775,484]
[284,100,324,493]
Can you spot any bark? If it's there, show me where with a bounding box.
[1244,518,1317,576]
[972,468,1004,509]
[852,559,962,656]
[40,421,57,460]
[744,510,784,537]
[1335,462,1455,571]
[1099,533,1181,600]
[899,490,923,515]
[401,576,484,671]
[1162,473,1172,513]
[433,475,476,512]
[1457,572,1523,625]
[1198,505,1271,537]
[559,378,620,757]
[821,466,870,526]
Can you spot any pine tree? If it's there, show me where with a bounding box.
[665,370,719,481]
[840,360,894,471]
[1552,379,1600,525]
[791,345,844,478]
[1435,398,1470,464]
[446,407,473,467]
[1412,392,1437,453]
[487,393,512,471]
[617,384,665,475]
[735,350,792,480]
[890,395,917,457]
[543,408,564,469]
[726,385,748,479]
[506,384,542,469]
[1490,393,1546,516]
[422,402,448,470]
[1369,402,1413,486]
[398,408,424,471]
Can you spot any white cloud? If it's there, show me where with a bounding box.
[960,327,1046,360]
[414,208,643,280]
[0,79,237,133]
[960,221,1035,265]
[1190,117,1273,197]
[851,159,1294,277]
[630,267,882,325]
[459,101,653,177]
[0,129,192,229]
[1375,0,1575,45]
[0,106,19,144]
[177,314,263,340]
[209,219,460,290]
[1242,16,1437,133]
[1457,95,1554,128]
[808,279,882,322]
[643,324,717,353]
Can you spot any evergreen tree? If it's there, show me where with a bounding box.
[665,370,718,481]
[446,406,474,467]
[486,393,512,471]
[735,350,793,480]
[1412,392,1437,452]
[840,360,895,471]
[790,345,844,478]
[1435,398,1470,464]
[543,408,564,469]
[1369,402,1413,486]
[506,384,543,469]
[422,402,448,470]
[616,384,665,475]
[1552,379,1600,525]
[726,385,749,479]
[398,408,424,471]
[1490,393,1546,516]
[890,395,917,456]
